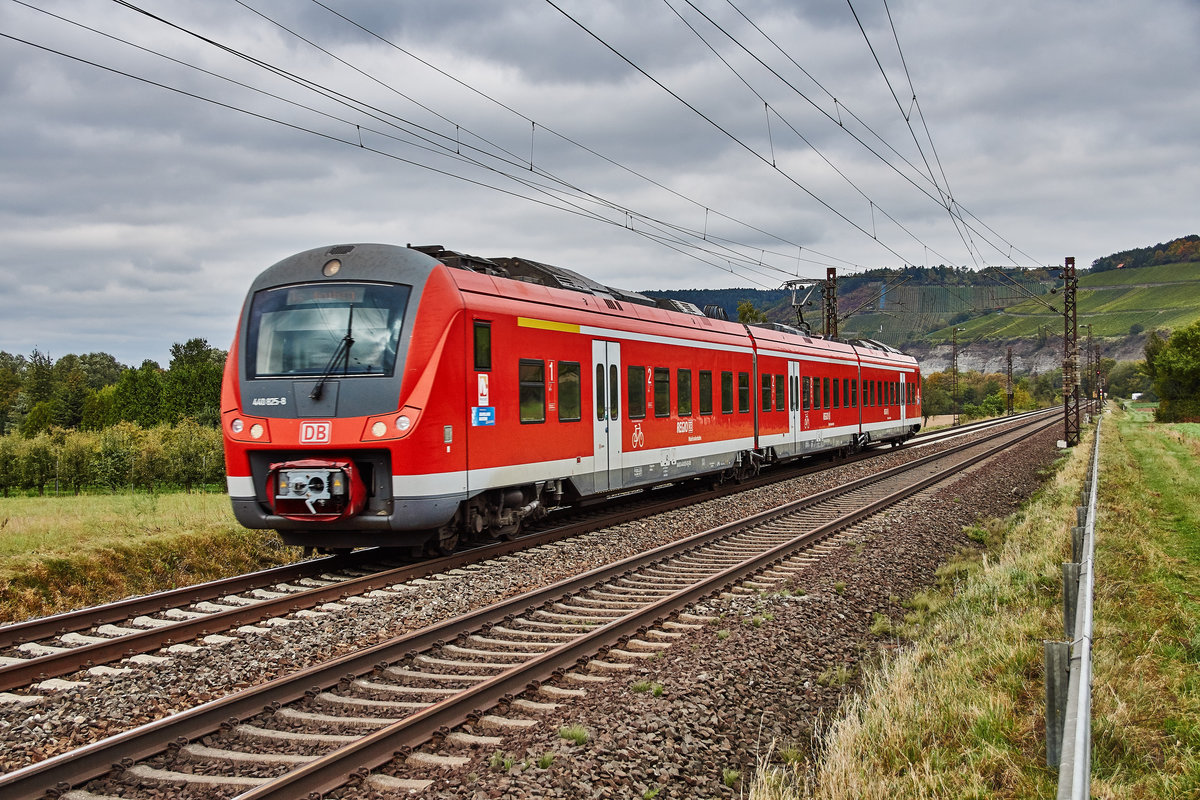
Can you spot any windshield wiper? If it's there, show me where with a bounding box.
[309,305,354,401]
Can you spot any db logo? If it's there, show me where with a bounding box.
[300,421,332,444]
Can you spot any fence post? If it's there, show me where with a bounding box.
[1045,640,1070,766]
[1062,563,1080,639]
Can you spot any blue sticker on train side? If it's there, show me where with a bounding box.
[471,407,496,426]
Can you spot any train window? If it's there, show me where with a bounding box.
[851,379,858,408]
[654,368,670,418]
[721,371,733,414]
[822,377,830,409]
[558,362,581,422]
[595,365,606,421]
[842,378,849,408]
[519,359,545,423]
[699,371,713,415]
[246,282,410,379]
[775,374,785,412]
[628,366,646,419]
[761,374,772,412]
[803,376,811,410]
[738,372,750,413]
[678,369,692,416]
[473,321,491,371]
[832,376,840,409]
[791,375,799,411]
[868,380,875,407]
[609,365,619,421]
[893,381,898,405]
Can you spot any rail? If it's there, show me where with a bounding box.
[1045,413,1100,797]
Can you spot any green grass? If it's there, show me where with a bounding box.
[559,724,589,746]
[0,491,301,622]
[749,406,1200,799]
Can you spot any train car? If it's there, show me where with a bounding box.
[222,243,920,554]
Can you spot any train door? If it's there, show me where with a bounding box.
[900,373,906,420]
[591,340,622,492]
[788,361,801,449]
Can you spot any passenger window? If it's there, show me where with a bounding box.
[627,366,646,419]
[654,368,670,418]
[852,378,858,408]
[699,370,713,415]
[558,362,581,422]
[775,374,785,412]
[832,376,840,409]
[721,371,734,414]
[609,365,619,421]
[843,378,849,408]
[822,377,830,409]
[803,376,811,410]
[519,359,544,423]
[595,364,606,421]
[738,372,750,413]
[761,374,772,412]
[473,321,491,371]
[678,369,692,416]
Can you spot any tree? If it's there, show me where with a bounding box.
[163,418,223,492]
[58,431,98,495]
[1106,361,1151,399]
[77,352,126,390]
[19,435,55,495]
[0,352,25,435]
[0,435,17,496]
[24,349,55,408]
[1150,320,1200,422]
[161,338,225,426]
[113,360,163,427]
[736,299,769,324]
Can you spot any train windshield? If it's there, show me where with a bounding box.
[246,282,411,378]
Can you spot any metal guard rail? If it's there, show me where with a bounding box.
[1046,414,1100,798]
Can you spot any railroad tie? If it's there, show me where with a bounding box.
[179,742,317,766]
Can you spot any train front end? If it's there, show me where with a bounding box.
[222,243,465,553]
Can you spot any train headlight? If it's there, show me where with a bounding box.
[231,418,244,434]
[371,421,387,437]
[250,423,264,439]
[395,415,411,432]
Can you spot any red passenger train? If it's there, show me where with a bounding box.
[222,243,922,554]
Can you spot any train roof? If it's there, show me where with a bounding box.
[411,245,721,321]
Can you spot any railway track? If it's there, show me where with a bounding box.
[0,411,1045,695]
[0,410,1056,799]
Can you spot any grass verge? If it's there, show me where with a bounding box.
[751,405,1200,799]
[0,491,301,622]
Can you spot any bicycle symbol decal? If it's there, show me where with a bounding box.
[631,422,645,449]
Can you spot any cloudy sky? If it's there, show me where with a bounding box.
[2,0,1198,367]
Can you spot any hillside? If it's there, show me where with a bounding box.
[643,258,1200,375]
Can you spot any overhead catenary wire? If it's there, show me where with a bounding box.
[5,0,1048,293]
[31,0,822,285]
[543,0,918,267]
[305,0,858,274]
[717,0,1040,269]
[661,0,956,268]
